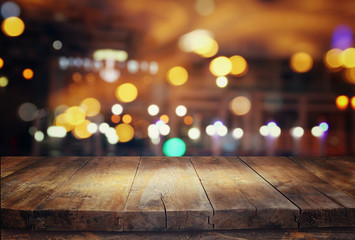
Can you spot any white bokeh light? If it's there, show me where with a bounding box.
[111,104,123,115]
[232,128,244,139]
[175,105,187,117]
[188,127,201,140]
[148,104,159,116]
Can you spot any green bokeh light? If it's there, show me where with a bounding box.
[162,138,186,156]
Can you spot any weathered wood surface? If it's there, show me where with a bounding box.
[123,157,213,231]
[2,228,355,240]
[33,157,140,231]
[1,157,89,229]
[240,156,355,228]
[191,156,299,229]
[1,156,43,178]
[290,156,355,198]
[1,156,355,232]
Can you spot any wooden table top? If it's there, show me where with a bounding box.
[1,156,354,232]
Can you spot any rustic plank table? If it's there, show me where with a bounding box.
[1,156,354,239]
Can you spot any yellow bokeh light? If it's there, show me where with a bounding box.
[341,48,355,68]
[1,17,25,37]
[115,83,138,102]
[229,96,251,116]
[80,98,101,117]
[167,66,188,86]
[351,97,355,110]
[335,95,349,110]
[209,56,232,76]
[0,76,8,87]
[345,68,355,84]
[184,115,194,125]
[324,48,342,70]
[160,114,169,124]
[54,113,74,132]
[115,123,134,142]
[64,106,86,126]
[73,119,92,139]
[290,52,313,73]
[199,39,218,58]
[22,68,34,80]
[0,58,3,68]
[230,55,248,76]
[122,114,132,124]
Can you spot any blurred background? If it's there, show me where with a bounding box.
[0,0,354,157]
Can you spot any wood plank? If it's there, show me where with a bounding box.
[1,157,89,229]
[123,156,213,231]
[290,156,355,198]
[2,228,355,240]
[1,156,43,178]
[240,156,355,228]
[191,156,299,229]
[33,157,140,231]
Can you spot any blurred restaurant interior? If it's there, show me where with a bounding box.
[0,0,354,157]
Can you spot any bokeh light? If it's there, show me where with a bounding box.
[229,96,251,116]
[99,122,110,134]
[148,104,159,116]
[209,56,232,76]
[184,115,194,125]
[54,113,74,132]
[72,72,82,82]
[324,48,343,70]
[158,123,170,136]
[47,126,67,138]
[232,128,244,139]
[115,83,138,102]
[290,127,304,138]
[0,57,3,68]
[351,96,355,110]
[345,67,355,84]
[112,104,123,115]
[18,102,38,121]
[22,68,33,80]
[34,131,44,142]
[311,126,323,137]
[160,114,169,124]
[64,106,86,126]
[175,105,187,117]
[87,123,98,134]
[80,97,101,117]
[0,76,8,87]
[111,114,121,124]
[167,66,188,86]
[53,40,62,50]
[335,95,349,110]
[341,47,355,68]
[162,138,186,156]
[216,76,228,88]
[73,119,92,139]
[230,55,248,76]
[259,125,269,137]
[319,122,329,132]
[122,114,132,124]
[115,123,134,142]
[206,124,216,136]
[188,127,201,140]
[216,125,228,136]
[1,16,24,37]
[195,0,215,16]
[148,124,160,139]
[290,52,313,73]
[1,2,20,18]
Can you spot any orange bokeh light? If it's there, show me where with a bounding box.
[160,114,169,124]
[122,114,132,124]
[335,95,349,110]
[0,58,3,69]
[351,96,355,110]
[111,115,121,123]
[184,115,194,125]
[23,68,34,80]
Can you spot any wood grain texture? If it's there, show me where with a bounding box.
[2,228,355,240]
[240,156,355,228]
[1,157,89,229]
[34,157,140,231]
[290,156,355,198]
[123,157,213,231]
[191,156,299,229]
[1,156,43,178]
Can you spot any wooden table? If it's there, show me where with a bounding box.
[1,156,354,238]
